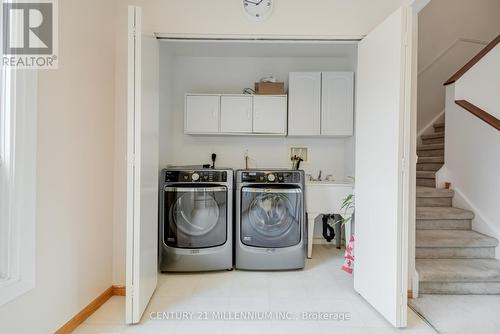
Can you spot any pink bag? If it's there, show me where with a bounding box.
[341,235,355,274]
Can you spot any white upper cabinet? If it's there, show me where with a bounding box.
[185,94,286,135]
[253,95,287,135]
[220,95,253,133]
[289,71,354,137]
[321,72,354,136]
[288,72,322,136]
[185,95,220,134]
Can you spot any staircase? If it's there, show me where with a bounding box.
[416,121,500,294]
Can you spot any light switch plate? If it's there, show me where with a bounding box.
[290,146,308,163]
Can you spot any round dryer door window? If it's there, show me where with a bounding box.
[241,187,302,248]
[172,192,219,236]
[164,186,227,249]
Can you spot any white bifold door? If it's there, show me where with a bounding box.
[126,6,160,324]
[354,6,415,328]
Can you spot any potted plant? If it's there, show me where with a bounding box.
[340,194,354,226]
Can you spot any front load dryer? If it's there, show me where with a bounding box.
[235,169,306,270]
[159,168,233,272]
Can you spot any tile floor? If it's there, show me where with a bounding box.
[75,245,436,334]
[410,294,500,334]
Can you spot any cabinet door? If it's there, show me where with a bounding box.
[220,95,253,133]
[185,95,220,134]
[253,95,287,134]
[321,72,354,136]
[288,72,321,136]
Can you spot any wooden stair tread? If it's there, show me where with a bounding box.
[418,144,445,151]
[416,187,454,198]
[421,133,444,140]
[417,259,500,282]
[417,207,474,220]
[416,230,499,248]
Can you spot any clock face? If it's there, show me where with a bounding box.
[243,0,273,21]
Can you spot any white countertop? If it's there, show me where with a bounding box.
[305,180,354,187]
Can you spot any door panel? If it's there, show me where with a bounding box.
[321,72,354,136]
[253,95,287,134]
[354,6,414,328]
[288,72,321,136]
[185,95,220,134]
[126,6,159,324]
[220,95,253,133]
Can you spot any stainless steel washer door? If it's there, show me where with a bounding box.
[241,186,302,248]
[164,185,227,248]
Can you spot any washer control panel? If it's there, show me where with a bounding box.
[165,170,227,183]
[241,171,301,183]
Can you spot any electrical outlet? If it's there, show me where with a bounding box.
[290,147,308,163]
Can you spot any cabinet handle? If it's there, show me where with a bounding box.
[247,109,251,119]
[212,109,217,119]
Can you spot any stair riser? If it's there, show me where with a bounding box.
[416,197,452,207]
[416,247,496,259]
[417,163,443,171]
[420,282,500,295]
[434,125,445,132]
[417,172,437,179]
[417,149,444,157]
[417,178,436,187]
[417,219,472,230]
[422,138,444,145]
[418,157,444,163]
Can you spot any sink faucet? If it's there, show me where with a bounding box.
[318,170,322,181]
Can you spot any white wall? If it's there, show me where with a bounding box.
[417,0,500,132]
[437,84,500,259]
[126,0,408,38]
[417,41,484,133]
[159,44,357,181]
[0,0,116,332]
[455,45,500,119]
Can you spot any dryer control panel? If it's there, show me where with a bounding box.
[164,170,227,183]
[241,171,301,183]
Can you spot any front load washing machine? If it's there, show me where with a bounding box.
[235,169,306,270]
[159,168,233,272]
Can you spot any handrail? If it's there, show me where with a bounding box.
[455,100,500,131]
[444,34,500,85]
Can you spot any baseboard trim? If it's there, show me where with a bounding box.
[55,285,126,334]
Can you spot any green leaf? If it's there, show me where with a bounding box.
[339,194,354,225]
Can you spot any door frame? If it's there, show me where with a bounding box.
[126,2,423,326]
[151,28,416,300]
[126,5,140,324]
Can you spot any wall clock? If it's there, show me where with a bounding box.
[243,0,273,21]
